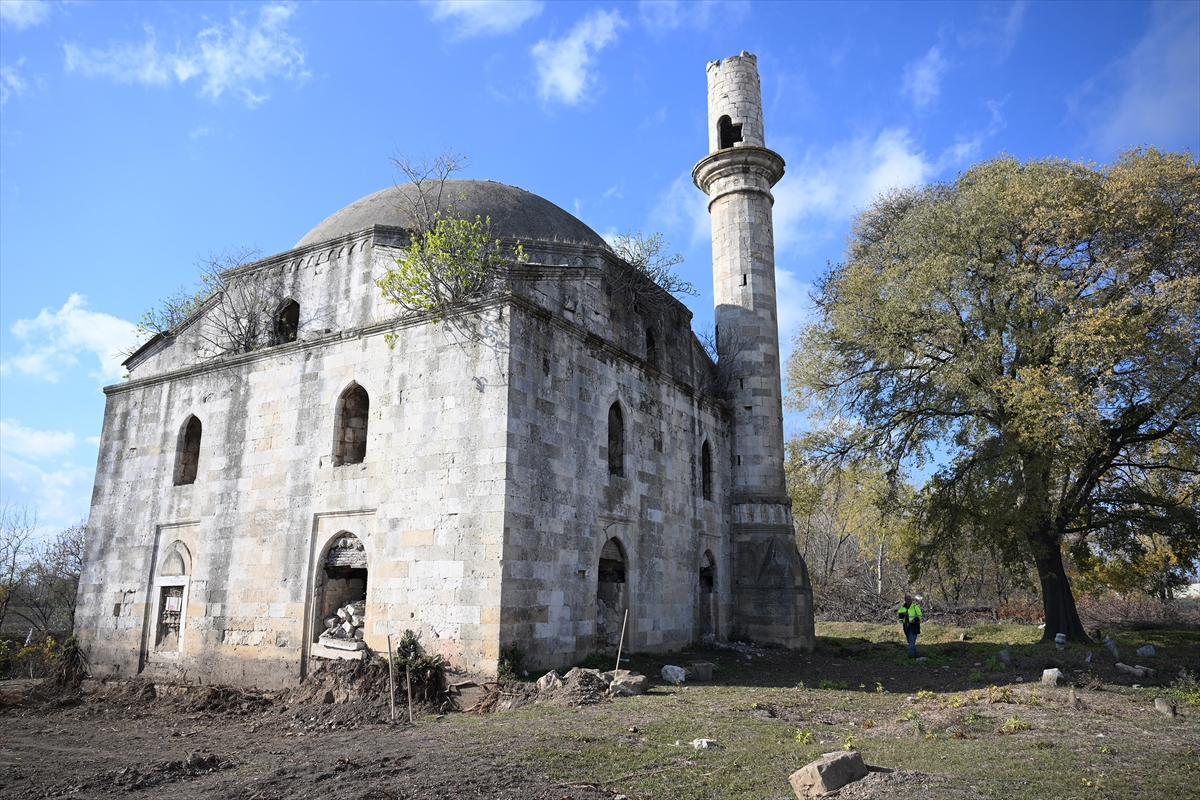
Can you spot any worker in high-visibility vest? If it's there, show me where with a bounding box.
[898,594,923,657]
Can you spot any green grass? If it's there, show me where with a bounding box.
[417,624,1200,799]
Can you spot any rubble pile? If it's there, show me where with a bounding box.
[320,600,367,651]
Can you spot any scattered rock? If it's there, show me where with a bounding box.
[1115,663,1155,679]
[1154,697,1176,718]
[1136,645,1156,657]
[692,738,717,749]
[1068,688,1083,709]
[789,751,869,798]
[536,670,564,693]
[606,670,649,697]
[1103,636,1121,660]
[689,661,714,681]
[998,649,1012,666]
[661,665,687,684]
[1042,668,1065,686]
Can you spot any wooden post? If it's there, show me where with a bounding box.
[386,634,396,725]
[614,608,629,673]
[406,663,414,724]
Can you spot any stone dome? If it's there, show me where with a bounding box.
[295,179,609,250]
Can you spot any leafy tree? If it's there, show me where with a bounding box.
[787,148,1199,641]
[376,150,524,323]
[786,433,910,617]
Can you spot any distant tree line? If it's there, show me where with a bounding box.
[1,502,86,677]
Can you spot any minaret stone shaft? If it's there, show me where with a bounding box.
[693,51,814,649]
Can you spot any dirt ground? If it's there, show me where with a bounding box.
[1,624,1197,800]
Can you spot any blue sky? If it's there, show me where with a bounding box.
[1,0,1197,531]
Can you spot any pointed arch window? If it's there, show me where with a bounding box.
[607,403,624,478]
[646,327,658,368]
[174,416,202,485]
[335,384,369,466]
[701,440,713,501]
[273,299,300,344]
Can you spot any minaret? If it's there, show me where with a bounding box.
[693,51,814,649]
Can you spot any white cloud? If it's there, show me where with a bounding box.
[0,57,27,105]
[63,2,307,108]
[1,294,136,383]
[0,0,52,31]
[426,0,543,37]
[772,128,935,255]
[0,449,93,529]
[0,419,77,461]
[651,172,711,249]
[637,0,744,33]
[1085,2,1200,153]
[531,9,625,105]
[901,46,947,112]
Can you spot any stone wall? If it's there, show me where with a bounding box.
[77,228,734,685]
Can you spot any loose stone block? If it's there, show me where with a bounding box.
[788,751,869,798]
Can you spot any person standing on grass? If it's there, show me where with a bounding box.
[898,594,923,657]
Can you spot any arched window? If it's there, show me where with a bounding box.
[646,327,658,368]
[607,403,624,478]
[335,384,369,466]
[273,299,300,344]
[701,440,713,501]
[718,115,743,149]
[174,416,202,485]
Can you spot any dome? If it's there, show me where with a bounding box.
[295,179,609,250]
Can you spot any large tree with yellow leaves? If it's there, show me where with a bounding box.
[788,149,1199,641]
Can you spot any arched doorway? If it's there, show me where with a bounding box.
[699,550,717,639]
[313,532,368,650]
[596,537,628,654]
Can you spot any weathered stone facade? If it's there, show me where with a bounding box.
[74,53,814,688]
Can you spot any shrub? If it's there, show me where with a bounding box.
[390,630,447,702]
[497,644,525,683]
[1169,668,1200,707]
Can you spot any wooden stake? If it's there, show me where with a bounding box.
[406,662,414,724]
[614,608,629,673]
[386,634,396,725]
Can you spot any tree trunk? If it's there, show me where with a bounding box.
[1031,527,1091,643]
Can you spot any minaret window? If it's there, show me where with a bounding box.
[607,403,624,478]
[718,115,743,149]
[174,416,202,486]
[335,384,369,466]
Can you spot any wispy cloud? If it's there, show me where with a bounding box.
[651,172,711,249]
[1,294,136,384]
[62,2,307,108]
[0,449,94,529]
[637,0,742,32]
[773,128,935,255]
[531,9,625,105]
[0,0,52,31]
[425,0,543,37]
[0,57,27,105]
[1081,1,1200,153]
[0,419,77,461]
[901,46,947,112]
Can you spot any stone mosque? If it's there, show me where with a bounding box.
[74,52,815,687]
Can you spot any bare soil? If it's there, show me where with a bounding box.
[1,624,1197,800]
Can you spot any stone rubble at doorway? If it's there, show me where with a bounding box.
[320,601,366,651]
